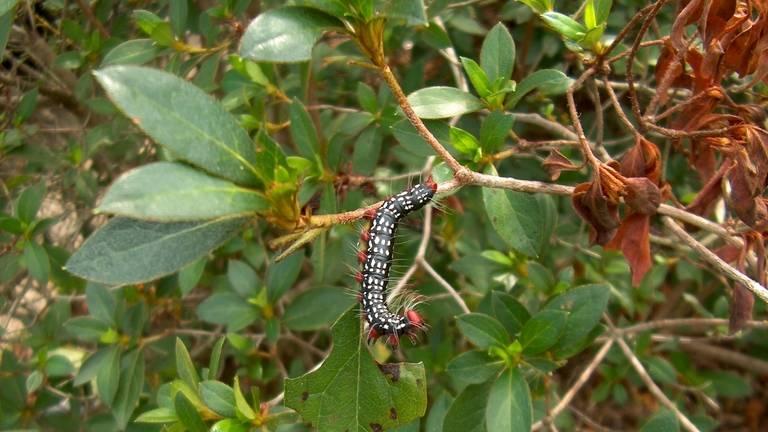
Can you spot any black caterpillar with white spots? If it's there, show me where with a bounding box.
[355,178,437,345]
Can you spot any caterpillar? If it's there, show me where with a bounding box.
[355,178,438,345]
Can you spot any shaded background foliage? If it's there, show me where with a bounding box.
[1,0,768,431]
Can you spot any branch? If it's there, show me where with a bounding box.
[662,216,768,303]
[615,337,701,432]
[532,339,614,430]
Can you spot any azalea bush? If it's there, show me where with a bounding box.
[2,0,768,431]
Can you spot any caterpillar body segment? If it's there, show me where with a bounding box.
[357,178,437,344]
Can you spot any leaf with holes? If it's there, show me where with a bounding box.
[285,308,427,431]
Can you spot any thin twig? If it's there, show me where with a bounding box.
[532,339,614,430]
[615,336,701,432]
[662,216,768,303]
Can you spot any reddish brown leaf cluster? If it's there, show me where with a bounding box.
[571,137,663,285]
[650,0,768,325]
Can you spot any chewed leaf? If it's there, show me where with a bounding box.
[285,308,427,432]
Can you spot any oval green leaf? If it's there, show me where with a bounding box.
[456,313,510,349]
[101,39,158,66]
[407,86,484,119]
[196,292,260,331]
[97,162,268,221]
[443,381,493,432]
[200,380,236,417]
[506,69,570,109]
[520,309,567,355]
[480,23,515,82]
[176,338,200,392]
[65,217,244,285]
[482,165,542,257]
[485,367,532,432]
[446,350,505,387]
[239,7,342,63]
[93,66,260,186]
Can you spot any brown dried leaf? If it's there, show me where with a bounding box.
[730,282,755,333]
[542,150,579,181]
[624,177,662,215]
[620,136,663,183]
[606,213,652,286]
[572,181,620,245]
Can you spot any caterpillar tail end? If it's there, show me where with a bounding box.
[425,176,438,193]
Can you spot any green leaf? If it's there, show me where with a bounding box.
[86,283,116,325]
[227,259,260,297]
[101,39,158,66]
[97,346,121,406]
[200,380,236,417]
[169,0,188,36]
[0,7,14,58]
[282,287,355,331]
[15,88,38,124]
[640,409,679,432]
[233,376,257,420]
[543,283,610,358]
[443,381,492,432]
[479,111,514,153]
[376,0,427,26]
[285,308,427,431]
[266,251,304,302]
[0,214,23,234]
[456,313,510,349]
[94,66,260,186]
[485,367,532,432]
[584,0,612,28]
[482,165,542,257]
[516,0,552,14]
[520,309,567,355]
[65,217,244,286]
[208,337,226,380]
[97,163,268,221]
[176,338,200,391]
[446,350,505,386]
[290,99,320,159]
[506,69,569,109]
[391,119,451,157]
[135,407,178,423]
[540,12,587,41]
[211,419,249,432]
[480,23,515,83]
[112,348,145,429]
[0,0,18,16]
[490,291,530,335]
[460,57,491,98]
[16,183,46,223]
[449,127,481,157]
[23,242,50,283]
[179,258,206,296]
[352,127,383,175]
[75,347,112,386]
[407,86,484,119]
[197,292,260,331]
[240,7,342,63]
[64,316,110,341]
[25,370,43,394]
[175,392,208,432]
[357,82,378,113]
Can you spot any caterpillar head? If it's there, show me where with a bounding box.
[425,176,438,194]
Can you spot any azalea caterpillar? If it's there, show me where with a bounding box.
[355,178,437,345]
